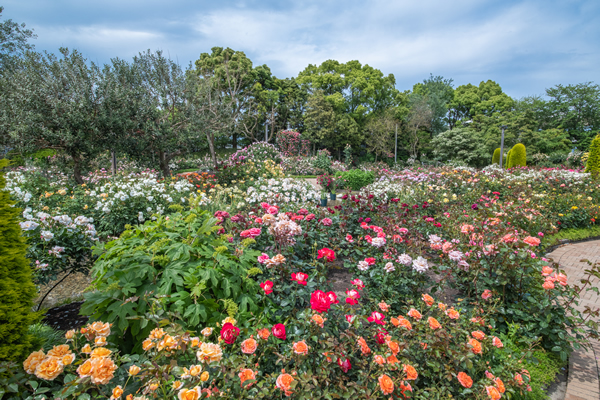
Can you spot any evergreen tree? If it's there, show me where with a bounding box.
[585,135,600,175]
[492,148,500,165]
[508,144,526,168]
[0,159,38,360]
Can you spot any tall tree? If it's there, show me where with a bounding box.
[412,74,454,135]
[364,110,397,161]
[404,95,432,158]
[0,6,36,71]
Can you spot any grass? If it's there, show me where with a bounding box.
[544,225,600,247]
[175,168,199,174]
[289,175,318,179]
[517,348,566,400]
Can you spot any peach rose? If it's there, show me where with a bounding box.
[23,350,45,374]
[90,357,117,385]
[494,377,505,393]
[374,355,386,365]
[421,293,434,306]
[34,356,64,381]
[293,340,309,355]
[398,317,412,330]
[407,309,422,320]
[157,334,178,351]
[257,328,271,340]
[47,344,71,358]
[62,353,76,366]
[77,359,94,378]
[142,339,154,351]
[128,364,141,376]
[178,387,201,400]
[201,327,213,337]
[378,301,390,312]
[173,380,184,390]
[523,236,540,247]
[403,364,418,380]
[239,368,256,388]
[378,374,394,395]
[95,337,107,347]
[311,314,326,328]
[386,355,399,365]
[65,329,75,340]
[241,337,258,354]
[89,321,111,337]
[189,365,203,377]
[91,347,112,359]
[492,336,504,348]
[446,308,460,319]
[468,338,482,355]
[200,371,210,382]
[190,337,201,347]
[357,337,371,355]
[276,373,294,396]
[81,344,92,353]
[471,331,486,340]
[390,317,400,327]
[438,302,447,311]
[387,340,400,355]
[196,342,223,364]
[149,328,165,339]
[486,386,501,400]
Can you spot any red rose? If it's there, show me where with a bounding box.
[310,290,331,313]
[291,272,308,286]
[337,357,352,373]
[260,280,274,295]
[272,323,286,340]
[325,291,339,304]
[365,257,376,265]
[220,323,240,344]
[317,248,336,262]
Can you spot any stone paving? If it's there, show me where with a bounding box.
[547,241,600,400]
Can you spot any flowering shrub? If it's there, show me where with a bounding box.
[20,208,98,285]
[276,130,311,157]
[228,142,283,165]
[245,178,320,206]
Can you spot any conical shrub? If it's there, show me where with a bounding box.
[0,159,38,361]
[585,135,600,175]
[508,144,526,168]
[492,148,501,165]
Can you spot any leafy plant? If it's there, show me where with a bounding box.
[339,169,375,191]
[508,143,527,168]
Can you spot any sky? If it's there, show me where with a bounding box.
[3,0,599,99]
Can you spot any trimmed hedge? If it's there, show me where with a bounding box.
[508,143,526,168]
[339,169,375,191]
[492,148,501,165]
[585,134,600,175]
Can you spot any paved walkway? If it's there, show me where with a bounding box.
[547,241,600,400]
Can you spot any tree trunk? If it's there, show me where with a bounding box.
[232,132,238,150]
[158,150,171,177]
[72,153,84,185]
[206,131,218,169]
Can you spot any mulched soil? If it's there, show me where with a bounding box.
[36,271,93,309]
[43,301,88,331]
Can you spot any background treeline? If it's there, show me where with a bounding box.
[1,7,599,179]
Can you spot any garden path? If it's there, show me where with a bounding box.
[547,241,600,400]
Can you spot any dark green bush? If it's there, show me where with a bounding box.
[339,169,375,190]
[81,205,262,352]
[0,159,38,361]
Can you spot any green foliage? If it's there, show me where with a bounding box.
[508,143,527,168]
[27,323,64,352]
[430,127,486,166]
[585,134,600,174]
[544,225,600,247]
[339,169,374,190]
[492,148,501,165]
[0,159,38,361]
[80,208,262,352]
[504,149,512,168]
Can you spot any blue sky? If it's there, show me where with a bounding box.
[3,0,599,99]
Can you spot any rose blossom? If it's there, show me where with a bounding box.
[260,280,273,295]
[272,324,286,340]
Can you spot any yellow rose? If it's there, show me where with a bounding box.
[90,347,112,359]
[178,387,201,400]
[89,321,111,337]
[34,356,64,380]
[77,359,94,378]
[128,365,141,376]
[65,330,75,340]
[200,371,210,382]
[81,344,92,353]
[196,342,223,364]
[62,353,76,365]
[23,350,45,374]
[189,364,202,376]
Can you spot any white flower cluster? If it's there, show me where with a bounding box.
[21,208,98,240]
[245,178,320,205]
[5,171,33,203]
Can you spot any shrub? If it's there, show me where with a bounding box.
[492,148,501,165]
[0,159,38,361]
[81,206,262,352]
[585,134,600,175]
[508,143,526,168]
[340,169,375,190]
[504,149,512,168]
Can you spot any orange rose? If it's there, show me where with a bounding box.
[438,302,447,311]
[90,357,117,385]
[89,321,111,337]
[110,385,123,400]
[257,328,271,340]
[428,317,441,330]
[91,347,112,359]
[241,337,258,354]
[420,342,428,349]
[374,355,386,365]
[378,301,390,312]
[157,334,178,351]
[95,337,107,347]
[23,350,45,374]
[398,317,412,330]
[65,330,75,340]
[403,364,418,380]
[149,328,165,339]
[387,355,399,365]
[421,293,434,306]
[293,340,309,355]
[77,359,94,378]
[457,372,473,388]
[486,386,501,400]
[494,377,505,393]
[239,368,256,388]
[173,380,184,390]
[378,374,394,395]
[492,336,503,348]
[407,309,422,320]
[189,365,203,376]
[200,371,210,382]
[142,339,154,351]
[446,308,460,319]
[471,331,486,340]
[178,387,201,400]
[357,337,371,355]
[468,338,482,355]
[387,340,400,355]
[390,317,400,327]
[276,373,294,396]
[81,344,92,353]
[34,356,64,380]
[311,314,326,328]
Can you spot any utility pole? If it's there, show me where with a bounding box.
[111,150,116,175]
[395,124,398,164]
[499,125,507,169]
[265,123,268,142]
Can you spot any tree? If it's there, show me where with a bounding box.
[430,127,486,166]
[0,48,105,183]
[404,95,432,158]
[492,148,501,165]
[0,6,36,71]
[412,74,454,135]
[546,82,600,149]
[585,134,600,175]
[364,110,397,161]
[507,143,526,168]
[0,159,38,361]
